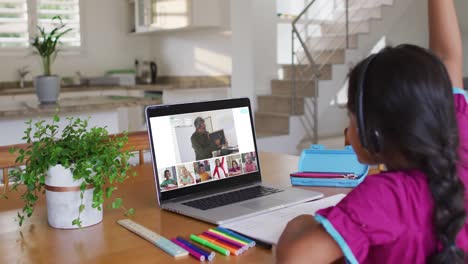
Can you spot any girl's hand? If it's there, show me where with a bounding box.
[278,215,316,244]
[276,215,344,264]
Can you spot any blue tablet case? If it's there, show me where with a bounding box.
[291,144,369,188]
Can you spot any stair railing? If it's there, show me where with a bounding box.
[291,0,384,145]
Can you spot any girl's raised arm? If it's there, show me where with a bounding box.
[429,0,463,88]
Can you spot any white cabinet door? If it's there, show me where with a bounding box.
[150,0,190,30]
[135,0,151,32]
[131,0,221,33]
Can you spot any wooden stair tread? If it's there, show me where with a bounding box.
[255,131,289,138]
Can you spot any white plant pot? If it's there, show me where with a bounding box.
[34,75,60,104]
[45,165,103,229]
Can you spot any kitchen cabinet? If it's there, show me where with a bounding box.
[129,0,222,33]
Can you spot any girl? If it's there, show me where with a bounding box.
[179,166,195,186]
[229,160,242,176]
[276,0,467,263]
[160,169,177,188]
[243,152,258,173]
[212,158,227,179]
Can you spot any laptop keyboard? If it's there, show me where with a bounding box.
[182,186,283,210]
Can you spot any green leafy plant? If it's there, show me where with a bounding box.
[5,115,135,227]
[31,16,71,76]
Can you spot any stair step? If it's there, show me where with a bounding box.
[320,21,370,35]
[308,35,358,50]
[281,64,332,80]
[271,80,317,97]
[255,112,290,135]
[257,95,304,115]
[296,50,345,65]
[310,50,346,64]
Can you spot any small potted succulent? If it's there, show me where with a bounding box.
[5,115,135,229]
[32,16,71,104]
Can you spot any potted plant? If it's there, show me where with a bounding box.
[6,115,135,229]
[32,16,71,104]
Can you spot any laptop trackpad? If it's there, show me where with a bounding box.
[240,198,285,210]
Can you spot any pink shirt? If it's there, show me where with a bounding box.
[315,94,468,263]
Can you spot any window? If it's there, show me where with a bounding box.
[37,0,81,47]
[0,0,29,47]
[0,0,81,49]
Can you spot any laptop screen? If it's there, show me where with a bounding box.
[146,98,261,202]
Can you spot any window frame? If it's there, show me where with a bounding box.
[0,0,84,56]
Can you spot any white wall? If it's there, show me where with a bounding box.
[386,0,428,47]
[386,0,468,77]
[252,0,278,96]
[148,0,231,77]
[230,0,277,111]
[0,0,151,82]
[150,29,232,76]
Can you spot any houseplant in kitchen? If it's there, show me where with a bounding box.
[5,115,135,229]
[31,16,71,104]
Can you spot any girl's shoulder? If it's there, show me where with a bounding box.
[315,169,435,262]
[332,169,432,220]
[356,169,428,196]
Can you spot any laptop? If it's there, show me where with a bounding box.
[145,98,323,225]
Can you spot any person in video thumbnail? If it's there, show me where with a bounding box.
[229,160,242,176]
[160,169,177,188]
[198,163,211,182]
[179,166,195,186]
[191,117,222,160]
[212,158,227,179]
[243,152,257,173]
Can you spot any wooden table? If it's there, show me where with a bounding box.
[0,152,352,264]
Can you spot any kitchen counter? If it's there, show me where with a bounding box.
[0,75,232,96]
[0,84,171,96]
[0,95,161,120]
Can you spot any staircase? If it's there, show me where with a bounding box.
[254,0,398,151]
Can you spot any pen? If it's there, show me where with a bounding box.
[203,231,248,250]
[232,232,273,250]
[198,233,243,255]
[176,237,215,261]
[208,229,250,247]
[290,172,357,179]
[171,239,205,261]
[214,227,272,249]
[215,227,256,247]
[190,234,230,256]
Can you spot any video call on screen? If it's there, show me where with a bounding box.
[150,107,259,192]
